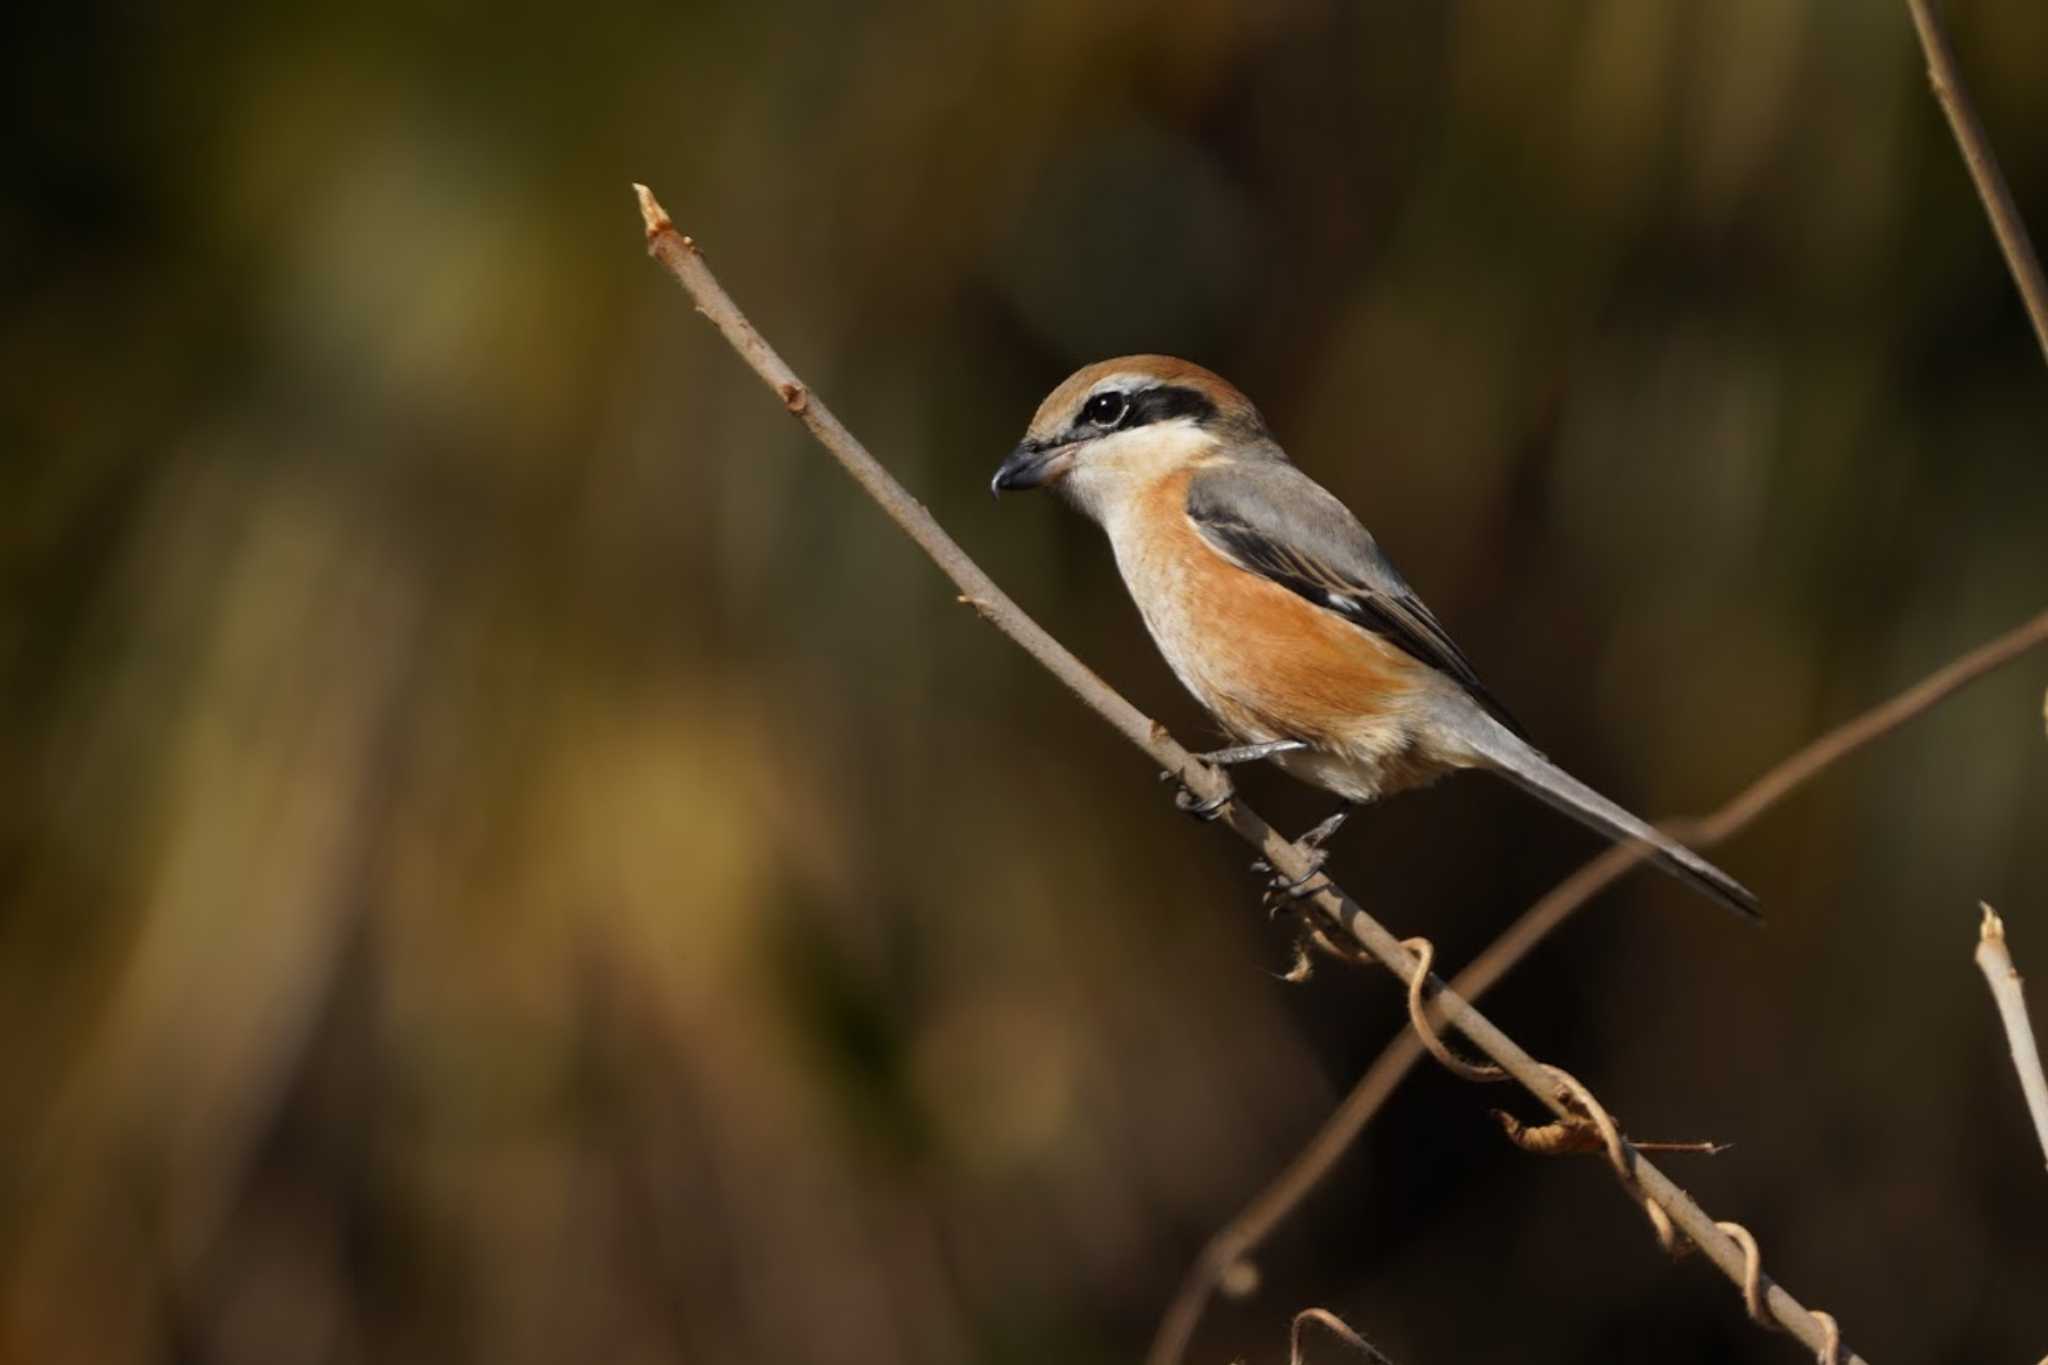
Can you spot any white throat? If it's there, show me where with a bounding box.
[1057,421,1216,526]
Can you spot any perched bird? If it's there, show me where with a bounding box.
[991,355,1759,920]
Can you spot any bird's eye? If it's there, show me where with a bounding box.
[1081,391,1128,427]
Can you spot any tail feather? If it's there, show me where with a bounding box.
[1459,720,1761,922]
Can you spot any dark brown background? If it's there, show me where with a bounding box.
[5,2,2047,1362]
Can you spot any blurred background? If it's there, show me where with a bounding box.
[5,2,2047,1362]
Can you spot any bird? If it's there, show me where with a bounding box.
[990,355,1759,920]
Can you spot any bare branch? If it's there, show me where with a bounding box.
[1151,608,2048,1365]
[1462,607,2048,1030]
[1153,6,2048,1351]
[1975,904,2048,1169]
[633,183,1867,1365]
[1905,0,2048,369]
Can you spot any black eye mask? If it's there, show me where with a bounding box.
[1067,384,1217,442]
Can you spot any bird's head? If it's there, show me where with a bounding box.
[991,356,1274,520]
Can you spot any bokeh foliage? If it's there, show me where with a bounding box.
[4,2,2047,1362]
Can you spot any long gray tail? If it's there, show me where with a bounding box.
[1458,716,1761,921]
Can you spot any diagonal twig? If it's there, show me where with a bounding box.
[1906,0,2048,369]
[1151,606,2048,1365]
[1154,6,2048,1354]
[633,182,1867,1365]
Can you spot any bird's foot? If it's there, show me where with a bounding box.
[1297,805,1352,852]
[1259,852,1330,903]
[1158,739,1307,822]
[1253,804,1356,908]
[1170,783,1233,821]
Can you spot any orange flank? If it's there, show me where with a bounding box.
[1124,468,1423,749]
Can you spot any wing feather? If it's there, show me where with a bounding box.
[1186,461,1528,739]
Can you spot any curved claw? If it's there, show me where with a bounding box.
[1283,875,1331,901]
[1173,783,1233,821]
[1270,855,1331,899]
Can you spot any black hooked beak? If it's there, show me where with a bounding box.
[990,439,1075,498]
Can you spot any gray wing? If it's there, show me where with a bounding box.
[1186,460,1528,739]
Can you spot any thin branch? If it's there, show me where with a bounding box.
[1906,0,2048,369]
[1449,607,2048,1063]
[1975,904,2048,1169]
[1151,607,2048,1365]
[633,183,1867,1365]
[1156,6,2048,1351]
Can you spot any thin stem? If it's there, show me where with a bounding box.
[1289,1307,1395,1365]
[1975,904,2048,1169]
[634,183,1868,1365]
[1906,0,2048,369]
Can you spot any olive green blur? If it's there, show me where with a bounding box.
[4,3,2046,1363]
